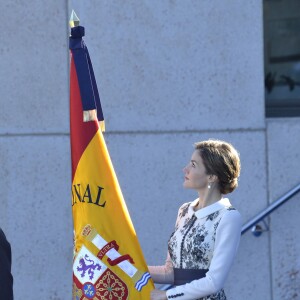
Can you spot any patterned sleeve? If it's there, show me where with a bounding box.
[166,209,242,299]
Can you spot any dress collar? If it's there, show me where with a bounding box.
[189,198,231,219]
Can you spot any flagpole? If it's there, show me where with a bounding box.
[69,11,154,298]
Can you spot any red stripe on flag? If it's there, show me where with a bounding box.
[70,56,99,180]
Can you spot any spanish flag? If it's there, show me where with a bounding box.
[69,12,153,300]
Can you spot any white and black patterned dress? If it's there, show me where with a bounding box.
[164,198,242,300]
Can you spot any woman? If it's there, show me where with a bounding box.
[149,139,242,300]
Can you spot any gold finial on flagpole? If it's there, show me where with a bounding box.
[69,10,80,28]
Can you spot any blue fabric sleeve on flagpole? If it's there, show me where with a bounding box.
[69,26,104,122]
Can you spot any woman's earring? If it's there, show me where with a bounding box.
[208,183,211,189]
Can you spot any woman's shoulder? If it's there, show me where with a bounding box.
[222,199,241,217]
[177,198,198,213]
[178,201,191,211]
[176,200,195,220]
[219,206,243,230]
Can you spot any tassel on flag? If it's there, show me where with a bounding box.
[69,11,154,300]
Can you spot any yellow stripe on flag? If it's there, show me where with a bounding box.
[72,129,154,299]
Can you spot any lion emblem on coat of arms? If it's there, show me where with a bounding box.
[77,254,101,280]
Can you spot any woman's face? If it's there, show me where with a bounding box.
[183,150,210,190]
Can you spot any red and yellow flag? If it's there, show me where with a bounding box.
[69,19,154,300]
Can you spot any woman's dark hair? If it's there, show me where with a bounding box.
[194,139,241,194]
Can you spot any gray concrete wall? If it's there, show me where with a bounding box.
[1,1,299,299]
[0,1,72,299]
[267,118,300,300]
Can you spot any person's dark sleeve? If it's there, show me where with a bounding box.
[0,228,14,299]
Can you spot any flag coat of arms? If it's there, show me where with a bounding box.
[69,16,154,300]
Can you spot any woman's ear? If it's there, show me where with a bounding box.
[209,174,219,183]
